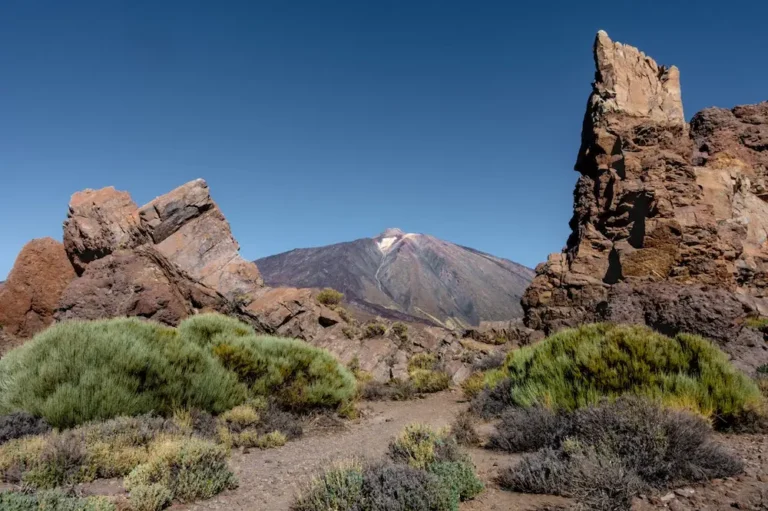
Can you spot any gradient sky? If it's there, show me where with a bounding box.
[2,1,767,278]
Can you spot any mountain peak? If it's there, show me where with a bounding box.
[377,228,405,238]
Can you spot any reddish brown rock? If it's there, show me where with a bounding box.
[523,31,768,371]
[56,246,227,326]
[63,187,147,274]
[0,238,76,339]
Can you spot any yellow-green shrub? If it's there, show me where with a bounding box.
[490,323,764,427]
[316,289,344,306]
[212,335,356,410]
[125,437,237,503]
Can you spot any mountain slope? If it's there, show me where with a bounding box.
[255,229,534,327]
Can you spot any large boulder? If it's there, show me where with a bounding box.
[139,179,263,301]
[63,187,147,274]
[523,31,768,370]
[0,238,76,339]
[62,179,264,305]
[56,246,227,325]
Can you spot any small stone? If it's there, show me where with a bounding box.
[660,492,676,503]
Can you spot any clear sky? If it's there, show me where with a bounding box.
[2,1,767,278]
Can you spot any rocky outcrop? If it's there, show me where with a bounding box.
[523,31,768,371]
[57,246,228,326]
[139,180,263,300]
[62,179,263,307]
[63,188,147,274]
[3,177,496,382]
[0,238,76,339]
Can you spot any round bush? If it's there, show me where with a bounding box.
[211,335,357,410]
[496,323,763,425]
[0,318,247,428]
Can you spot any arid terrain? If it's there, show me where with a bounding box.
[0,29,766,511]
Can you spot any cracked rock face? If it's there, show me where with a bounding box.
[0,238,76,340]
[523,31,768,371]
[63,178,263,304]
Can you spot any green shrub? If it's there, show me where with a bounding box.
[341,326,357,339]
[407,354,450,393]
[294,424,481,511]
[410,369,451,393]
[489,323,763,427]
[212,335,356,410]
[0,490,116,511]
[388,424,465,470]
[0,318,247,428]
[460,372,486,399]
[125,437,237,503]
[178,313,255,348]
[316,289,344,306]
[0,415,179,487]
[408,353,438,372]
[293,460,365,511]
[428,461,484,501]
[362,323,386,339]
[745,316,768,330]
[391,322,408,341]
[129,483,173,511]
[21,431,88,488]
[758,364,768,375]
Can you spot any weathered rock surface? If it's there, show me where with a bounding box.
[56,246,228,325]
[0,238,76,339]
[62,179,263,307]
[523,31,768,371]
[245,287,343,340]
[139,179,263,300]
[63,188,147,274]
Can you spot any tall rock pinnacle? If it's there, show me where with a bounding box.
[591,30,684,124]
[522,31,768,372]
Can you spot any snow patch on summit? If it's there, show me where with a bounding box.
[377,237,398,253]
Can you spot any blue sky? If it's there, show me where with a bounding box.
[2,1,767,278]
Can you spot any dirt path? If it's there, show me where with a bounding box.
[172,390,567,511]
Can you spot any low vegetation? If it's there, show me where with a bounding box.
[0,318,246,428]
[744,316,768,331]
[391,322,408,341]
[293,424,482,511]
[496,397,743,510]
[473,323,764,428]
[124,437,237,505]
[407,353,451,393]
[0,313,354,509]
[0,412,50,444]
[0,490,116,510]
[0,314,356,428]
[0,406,298,509]
[316,288,344,307]
[362,322,387,339]
[359,379,416,401]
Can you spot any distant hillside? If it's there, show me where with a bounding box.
[256,229,534,328]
